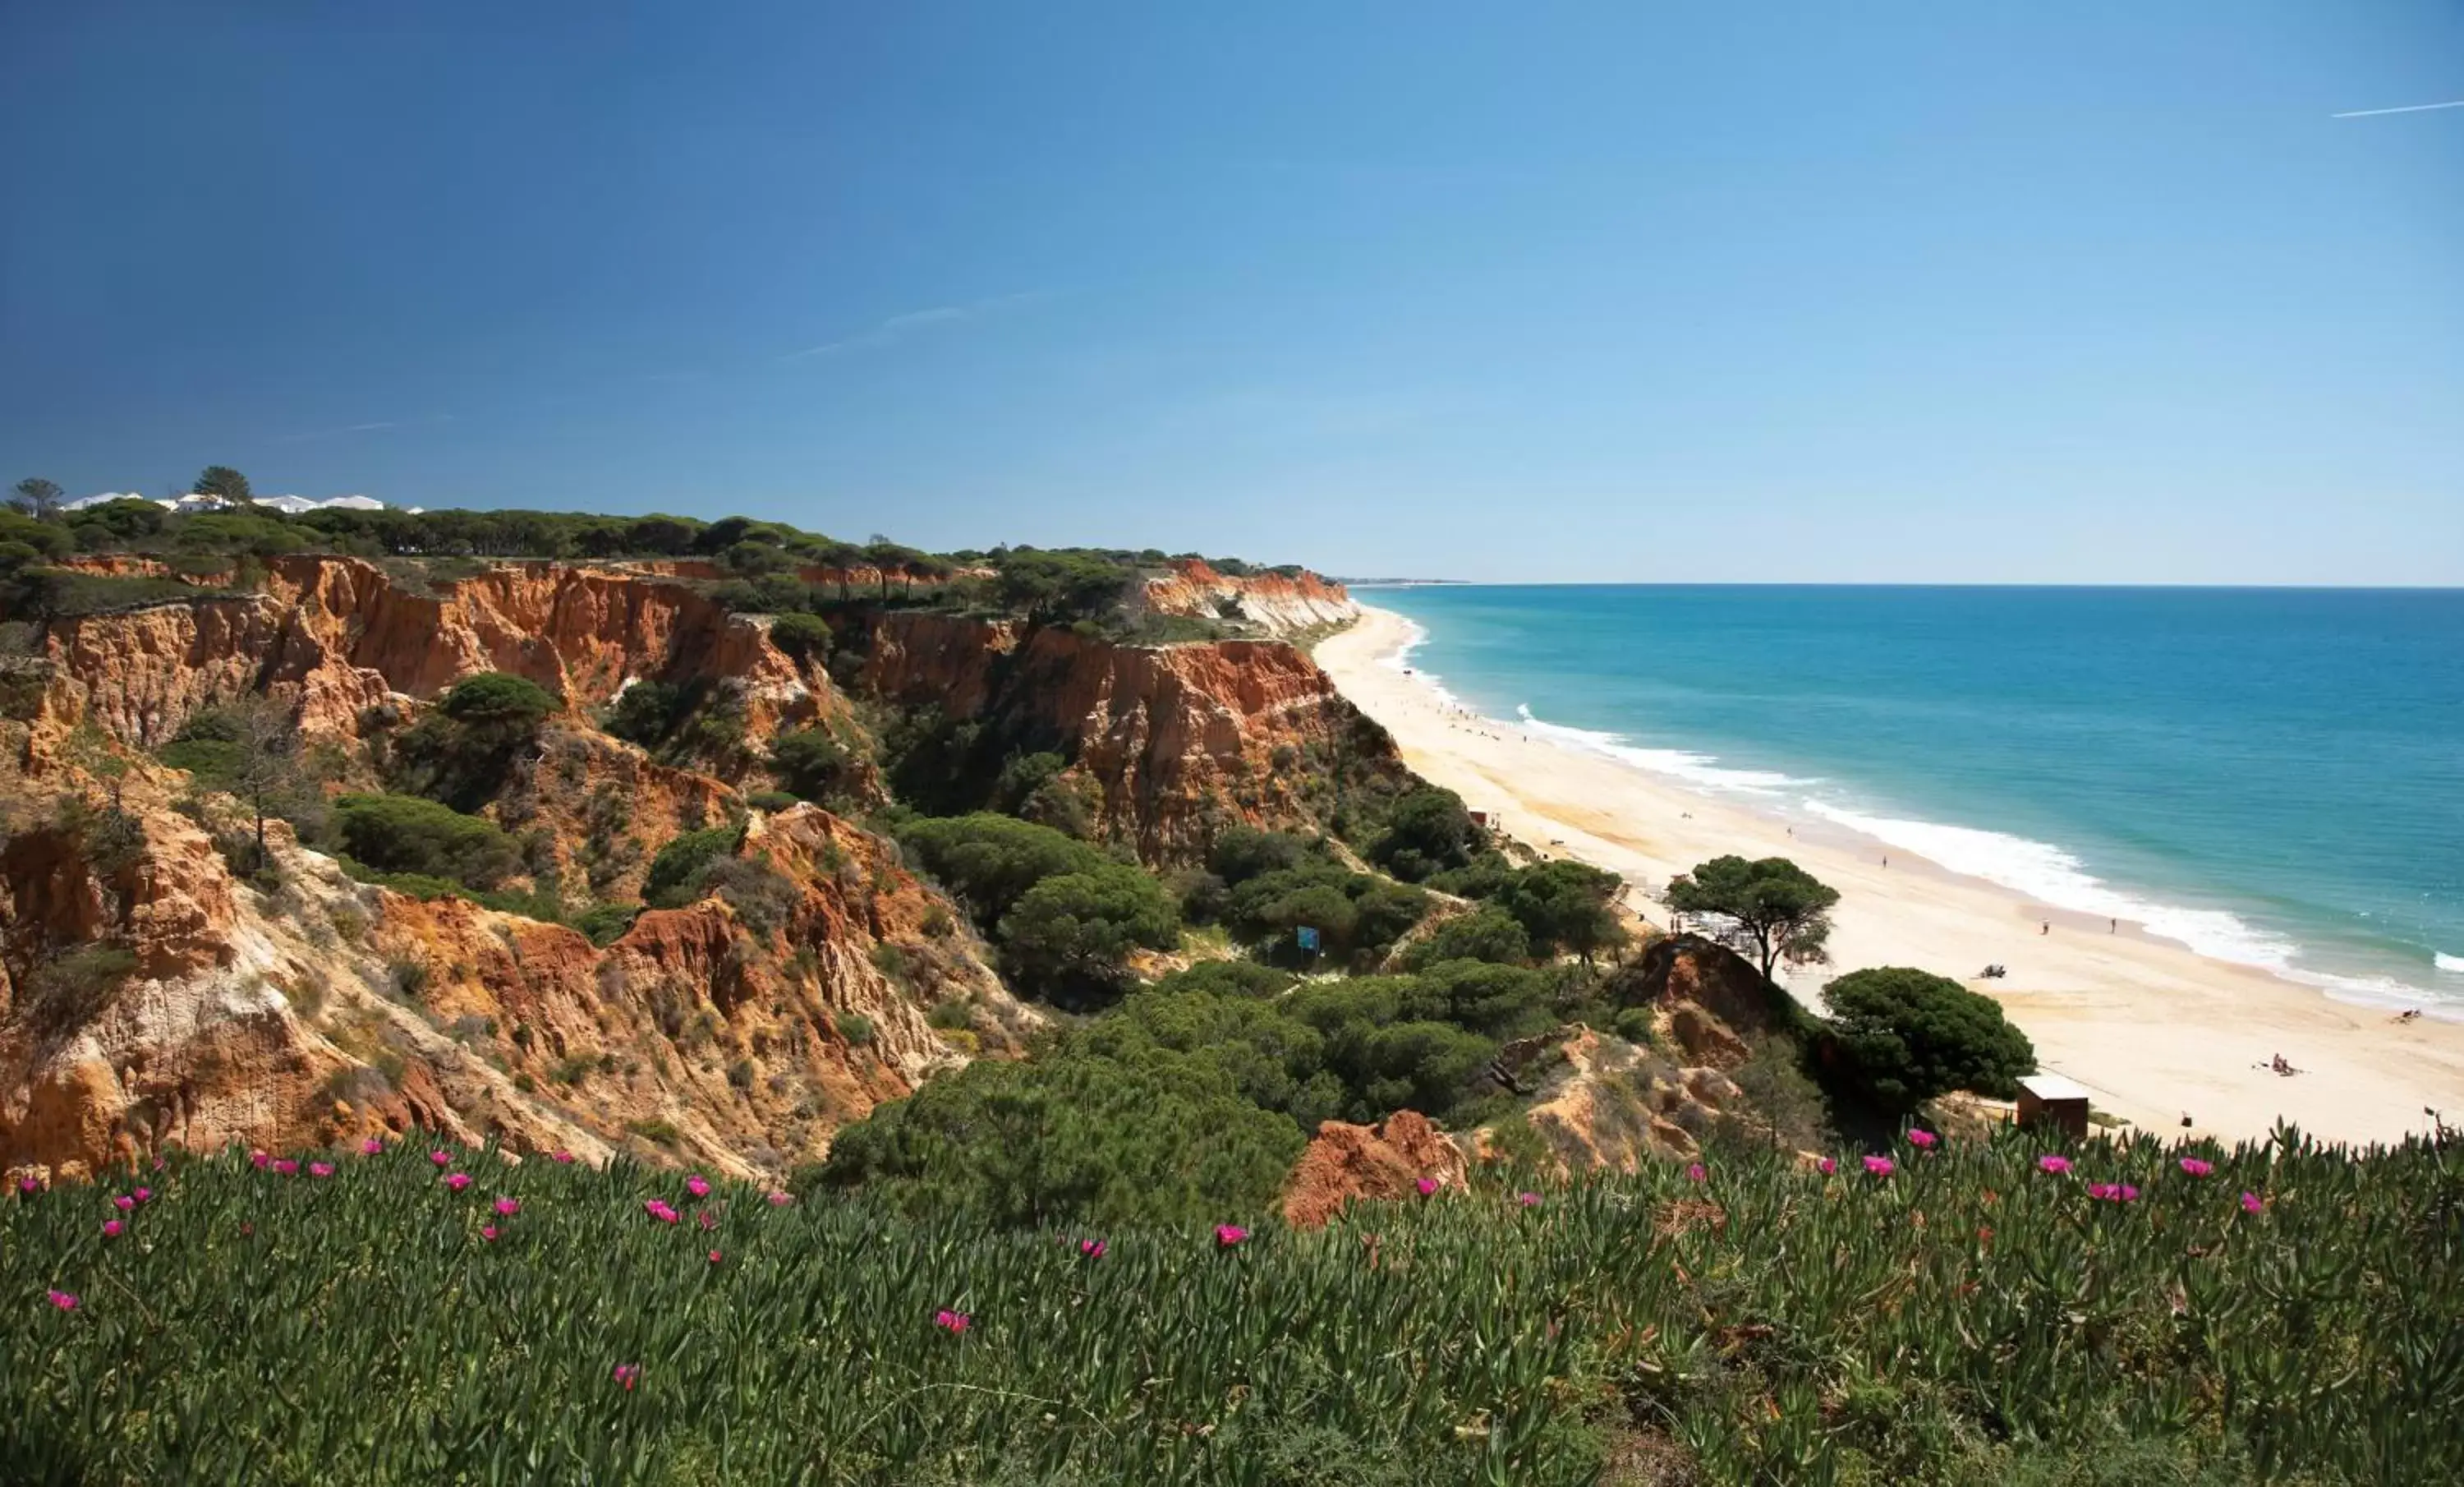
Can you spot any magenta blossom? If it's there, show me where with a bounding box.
[2241,1190,2264,1214]
[1685,1163,1707,1183]
[271,1158,298,1176]
[113,1195,135,1212]
[765,1190,793,1207]
[2087,1183,2140,1203]
[934,1309,971,1334]
[613,1362,641,1391]
[494,1196,519,1218]
[1415,1176,1440,1197]
[685,1175,711,1199]
[1863,1155,1895,1177]
[309,1162,334,1178]
[361,1137,384,1156]
[480,1224,499,1242]
[132,1186,151,1204]
[429,1149,453,1167]
[250,1149,270,1169]
[47,1289,77,1311]
[103,1218,123,1238]
[2178,1158,2213,1177]
[645,1199,680,1224]
[1906,1129,1938,1149]
[551,1149,575,1164]
[1078,1238,1107,1259]
[1516,1191,1542,1208]
[1215,1224,1248,1248]
[707,1249,724,1265]
[2038,1154,2073,1175]
[444,1172,472,1192]
[697,1209,717,1231]
[15,1176,37,1195]
[1817,1157,1836,1175]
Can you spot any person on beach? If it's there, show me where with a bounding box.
[2110,918,2117,933]
[2040,921,2049,935]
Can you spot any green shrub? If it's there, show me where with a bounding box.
[1369,787,1480,882]
[996,865,1180,1007]
[623,1117,682,1145]
[833,1011,875,1046]
[766,726,852,803]
[642,824,743,908]
[574,902,642,946]
[894,813,1111,930]
[1404,905,1532,969]
[1824,965,2036,1109]
[768,612,834,662]
[331,794,522,890]
[22,945,140,1038]
[601,680,683,748]
[437,671,557,730]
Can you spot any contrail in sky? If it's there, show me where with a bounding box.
[2331,99,2464,118]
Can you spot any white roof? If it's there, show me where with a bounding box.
[2018,1072,2091,1102]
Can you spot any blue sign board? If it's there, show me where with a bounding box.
[1296,926,1320,952]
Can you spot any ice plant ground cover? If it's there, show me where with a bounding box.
[2,1127,2458,1485]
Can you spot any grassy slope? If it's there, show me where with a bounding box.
[5,1126,2456,1485]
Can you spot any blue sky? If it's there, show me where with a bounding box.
[4,2,2459,582]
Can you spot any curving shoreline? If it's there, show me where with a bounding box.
[1317,604,2464,1145]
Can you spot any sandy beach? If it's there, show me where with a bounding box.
[1317,605,2464,1147]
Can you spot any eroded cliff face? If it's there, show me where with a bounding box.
[3,551,1391,1181]
[1138,559,1358,637]
[39,555,836,750]
[860,612,1405,861]
[0,758,1027,1183]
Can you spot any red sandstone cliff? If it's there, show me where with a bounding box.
[1137,559,1358,637]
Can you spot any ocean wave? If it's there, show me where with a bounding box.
[1516,707,1814,795]
[1797,799,2309,973]
[1380,617,1429,673]
[2438,952,2464,975]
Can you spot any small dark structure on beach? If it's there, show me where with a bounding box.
[2016,1073,2091,1140]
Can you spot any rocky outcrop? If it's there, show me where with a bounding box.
[1608,933,1797,1071]
[861,613,1405,861]
[1281,1109,1470,1229]
[1137,559,1358,638]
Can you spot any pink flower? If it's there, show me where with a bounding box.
[1817,1157,1836,1175]
[271,1158,298,1176]
[552,1149,575,1164]
[47,1289,77,1311]
[2038,1154,2072,1175]
[1863,1155,1894,1177]
[1215,1224,1248,1248]
[934,1309,970,1334]
[103,1219,123,1238]
[444,1172,472,1192]
[645,1199,679,1224]
[480,1224,499,1242]
[1415,1176,1439,1197]
[309,1162,334,1178]
[113,1195,135,1212]
[1078,1238,1107,1259]
[613,1362,640,1391]
[430,1149,452,1167]
[697,1209,717,1231]
[15,1176,37,1195]
[1515,1191,1542,1208]
[686,1175,711,1198]
[2240,1190,2264,1214]
[765,1190,792,1207]
[2178,1158,2213,1177]
[1906,1129,1938,1149]
[2087,1182,2140,1203]
[132,1187,151,1204]
[1685,1163,1707,1183]
[494,1196,519,1218]
[361,1137,384,1156]
[250,1149,270,1169]
[707,1249,723,1265]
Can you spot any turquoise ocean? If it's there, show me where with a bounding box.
[1361,586,2464,1015]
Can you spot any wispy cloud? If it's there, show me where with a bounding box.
[2332,99,2464,118]
[275,412,456,444]
[779,292,1048,361]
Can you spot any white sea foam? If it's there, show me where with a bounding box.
[1515,707,1811,795]
[2438,952,2464,975]
[1798,799,2305,970]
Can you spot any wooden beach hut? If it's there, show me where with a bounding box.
[2015,1073,2091,1140]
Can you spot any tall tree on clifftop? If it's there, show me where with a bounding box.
[1665,855,1840,982]
[9,477,64,521]
[192,466,252,504]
